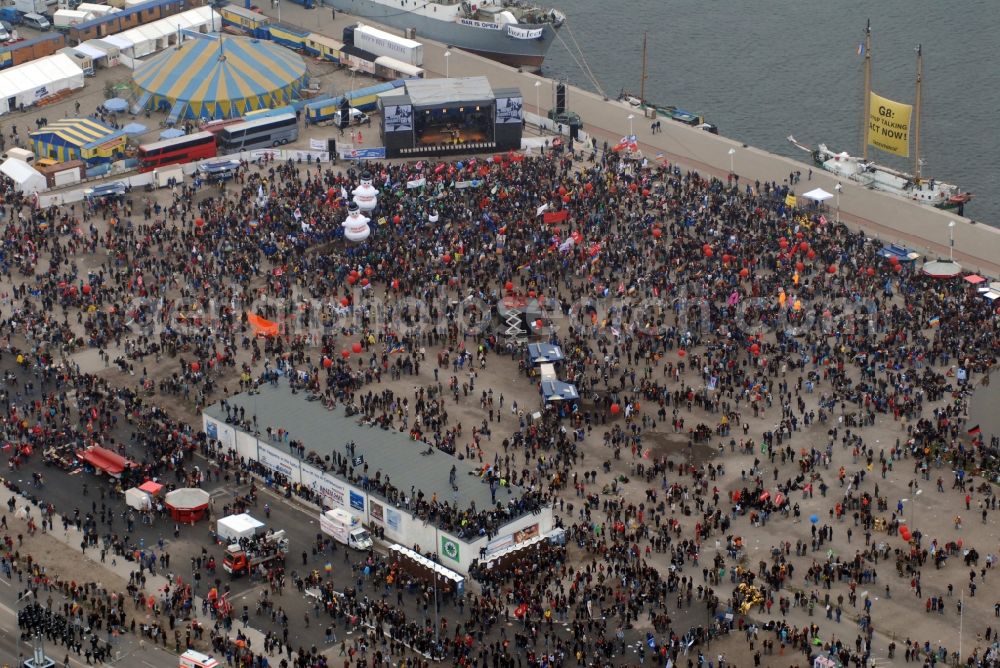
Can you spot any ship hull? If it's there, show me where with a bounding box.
[328,0,557,72]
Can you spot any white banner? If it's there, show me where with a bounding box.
[507,25,544,39]
[309,138,327,151]
[406,177,426,189]
[459,18,502,30]
[258,442,302,481]
[286,149,330,162]
[302,464,346,509]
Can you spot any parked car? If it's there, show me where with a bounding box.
[22,12,51,30]
[0,20,14,41]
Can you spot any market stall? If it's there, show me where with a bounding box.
[164,487,211,523]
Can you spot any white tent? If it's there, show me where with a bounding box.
[0,159,47,194]
[124,487,152,511]
[100,34,134,52]
[111,7,218,58]
[0,54,85,115]
[802,188,834,202]
[216,513,264,542]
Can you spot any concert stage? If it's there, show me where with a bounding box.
[379,77,523,158]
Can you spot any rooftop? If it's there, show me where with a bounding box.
[204,380,525,512]
[403,76,494,107]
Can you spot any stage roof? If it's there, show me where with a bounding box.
[204,380,529,512]
[404,76,494,107]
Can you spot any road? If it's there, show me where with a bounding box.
[0,359,468,660]
[0,578,179,668]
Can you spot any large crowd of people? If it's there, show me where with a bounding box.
[1,126,999,668]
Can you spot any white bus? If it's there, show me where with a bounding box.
[218,113,298,153]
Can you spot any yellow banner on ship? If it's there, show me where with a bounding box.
[867,92,912,157]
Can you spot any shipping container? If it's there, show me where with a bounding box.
[54,10,96,29]
[352,23,422,66]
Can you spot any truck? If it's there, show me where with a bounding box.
[52,9,93,29]
[12,0,48,15]
[349,24,423,67]
[179,650,220,668]
[320,508,373,550]
[0,7,23,25]
[222,529,288,576]
[332,107,368,128]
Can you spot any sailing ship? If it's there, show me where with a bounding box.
[788,21,971,214]
[616,33,718,134]
[326,0,564,72]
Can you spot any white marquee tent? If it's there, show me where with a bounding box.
[0,159,47,194]
[112,6,218,58]
[0,54,85,115]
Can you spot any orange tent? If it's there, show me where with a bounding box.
[247,312,278,336]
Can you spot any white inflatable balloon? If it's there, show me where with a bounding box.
[352,171,379,212]
[342,202,371,242]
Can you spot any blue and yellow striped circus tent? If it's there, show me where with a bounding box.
[132,35,307,121]
[29,118,128,165]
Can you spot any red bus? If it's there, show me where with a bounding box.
[137,131,217,172]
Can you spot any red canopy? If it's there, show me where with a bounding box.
[80,446,134,476]
[138,480,163,496]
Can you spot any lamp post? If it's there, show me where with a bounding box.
[444,50,450,79]
[835,182,843,223]
[728,147,736,176]
[627,114,634,137]
[959,589,964,665]
[948,220,956,262]
[534,80,542,135]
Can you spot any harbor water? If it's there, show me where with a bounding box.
[543,0,1000,226]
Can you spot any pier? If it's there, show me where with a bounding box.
[270,2,1000,275]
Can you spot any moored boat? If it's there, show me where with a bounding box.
[327,0,564,72]
[794,21,971,214]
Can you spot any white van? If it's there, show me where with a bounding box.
[23,12,51,30]
[2,148,35,164]
[333,107,368,127]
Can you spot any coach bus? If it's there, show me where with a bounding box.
[217,113,298,153]
[137,131,217,172]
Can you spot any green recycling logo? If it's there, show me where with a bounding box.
[441,536,460,562]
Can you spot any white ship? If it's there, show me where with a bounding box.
[789,22,971,214]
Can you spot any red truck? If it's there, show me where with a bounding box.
[222,530,288,577]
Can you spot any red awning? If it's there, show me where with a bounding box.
[138,480,163,495]
[80,446,133,475]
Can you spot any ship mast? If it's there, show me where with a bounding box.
[639,31,648,105]
[913,44,923,181]
[861,19,872,160]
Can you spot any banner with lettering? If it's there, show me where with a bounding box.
[507,25,544,39]
[867,92,912,157]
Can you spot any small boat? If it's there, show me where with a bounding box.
[792,21,971,214]
[616,34,718,134]
[324,0,564,72]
